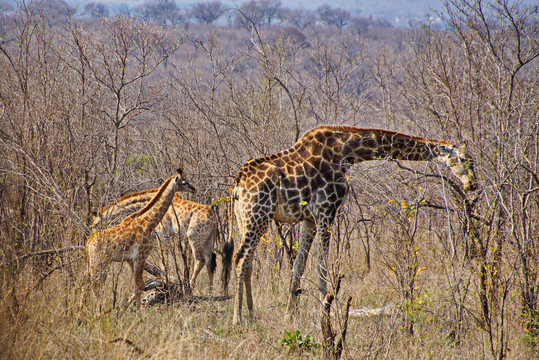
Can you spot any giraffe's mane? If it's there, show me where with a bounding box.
[99,188,158,214]
[301,125,452,146]
[117,188,157,203]
[126,176,174,220]
[232,125,454,185]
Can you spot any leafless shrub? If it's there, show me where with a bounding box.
[1,1,538,359]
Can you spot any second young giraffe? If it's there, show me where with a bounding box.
[92,189,232,296]
[84,169,196,311]
[228,125,476,324]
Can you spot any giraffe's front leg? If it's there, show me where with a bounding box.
[124,259,144,311]
[286,219,317,314]
[79,264,94,310]
[316,222,332,299]
[190,258,205,292]
[90,270,108,314]
[134,261,145,311]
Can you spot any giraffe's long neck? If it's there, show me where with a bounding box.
[291,126,475,190]
[345,131,447,163]
[128,177,177,230]
[297,126,447,162]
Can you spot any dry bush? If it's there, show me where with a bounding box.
[1,0,538,359]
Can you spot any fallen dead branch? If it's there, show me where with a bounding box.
[143,263,181,283]
[141,274,232,307]
[110,338,144,356]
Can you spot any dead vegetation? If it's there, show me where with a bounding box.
[1,1,538,358]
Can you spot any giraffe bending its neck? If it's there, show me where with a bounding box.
[229,125,476,324]
[84,169,196,311]
[92,189,223,296]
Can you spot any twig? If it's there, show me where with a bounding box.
[392,160,466,199]
[14,246,84,263]
[336,296,353,358]
[24,255,84,300]
[320,275,351,360]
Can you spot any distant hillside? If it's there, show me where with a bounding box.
[70,0,444,27]
[267,0,444,25]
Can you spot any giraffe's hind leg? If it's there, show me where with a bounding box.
[232,220,268,325]
[190,259,205,291]
[233,247,246,325]
[90,271,108,314]
[244,258,254,318]
[188,228,206,293]
[187,225,217,296]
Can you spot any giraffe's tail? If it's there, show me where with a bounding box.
[221,187,236,296]
[221,239,234,296]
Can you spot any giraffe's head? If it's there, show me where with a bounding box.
[174,168,197,194]
[439,144,476,191]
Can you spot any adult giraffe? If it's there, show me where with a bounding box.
[229,125,475,324]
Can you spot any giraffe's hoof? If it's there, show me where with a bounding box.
[286,305,299,315]
[286,296,300,315]
[284,311,296,323]
[232,314,242,326]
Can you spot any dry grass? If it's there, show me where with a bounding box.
[1,236,535,360]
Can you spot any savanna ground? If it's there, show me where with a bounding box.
[1,0,538,358]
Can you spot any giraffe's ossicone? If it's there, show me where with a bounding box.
[229,125,476,325]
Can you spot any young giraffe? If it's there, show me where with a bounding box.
[84,169,196,311]
[229,125,476,324]
[92,189,227,296]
